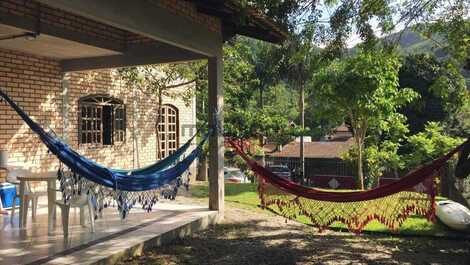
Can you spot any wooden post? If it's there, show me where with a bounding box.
[208,55,224,216]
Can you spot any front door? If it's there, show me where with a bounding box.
[157,105,179,159]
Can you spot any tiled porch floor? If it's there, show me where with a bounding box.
[0,198,216,265]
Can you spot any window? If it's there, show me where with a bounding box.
[157,105,179,159]
[79,95,126,145]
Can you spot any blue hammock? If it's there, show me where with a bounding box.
[89,131,197,175]
[0,90,206,192]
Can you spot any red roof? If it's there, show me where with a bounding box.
[262,143,278,153]
[268,138,354,159]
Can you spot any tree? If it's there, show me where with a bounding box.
[399,54,469,136]
[191,37,299,143]
[282,23,323,180]
[236,37,283,109]
[118,65,195,160]
[249,0,469,64]
[312,49,418,189]
[405,122,464,168]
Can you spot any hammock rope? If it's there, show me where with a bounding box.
[229,139,468,232]
[0,90,206,218]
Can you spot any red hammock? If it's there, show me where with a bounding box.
[228,139,469,232]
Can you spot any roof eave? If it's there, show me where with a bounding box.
[190,0,287,44]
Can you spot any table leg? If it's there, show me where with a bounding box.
[19,180,26,228]
[47,179,56,235]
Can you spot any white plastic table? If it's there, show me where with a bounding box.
[17,171,57,234]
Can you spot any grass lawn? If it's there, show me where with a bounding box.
[190,182,462,238]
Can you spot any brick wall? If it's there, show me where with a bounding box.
[0,48,62,181]
[0,48,197,182]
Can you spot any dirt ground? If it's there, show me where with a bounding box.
[118,199,470,265]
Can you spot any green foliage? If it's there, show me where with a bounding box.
[222,39,298,142]
[453,101,470,136]
[312,50,417,128]
[405,122,464,168]
[365,141,404,184]
[192,37,300,144]
[118,64,195,106]
[225,106,296,144]
[282,23,323,87]
[342,140,405,188]
[399,54,469,136]
[312,48,418,188]
[249,0,468,64]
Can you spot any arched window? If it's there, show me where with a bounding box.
[78,95,126,145]
[157,105,179,159]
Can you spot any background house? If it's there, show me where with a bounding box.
[266,124,357,189]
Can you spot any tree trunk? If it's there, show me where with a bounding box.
[196,153,208,181]
[259,86,264,147]
[350,116,366,190]
[299,83,305,182]
[156,91,163,159]
[357,140,365,190]
[132,86,140,168]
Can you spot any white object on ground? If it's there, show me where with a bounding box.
[436,200,470,231]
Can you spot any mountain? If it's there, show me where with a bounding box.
[385,30,470,85]
[385,29,448,59]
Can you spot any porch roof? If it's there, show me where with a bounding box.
[190,0,288,44]
[0,0,286,72]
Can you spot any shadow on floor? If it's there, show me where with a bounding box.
[118,210,470,265]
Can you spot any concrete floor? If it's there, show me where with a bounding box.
[0,198,217,265]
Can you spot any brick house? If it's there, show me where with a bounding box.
[0,1,205,181]
[0,51,198,179]
[0,0,286,211]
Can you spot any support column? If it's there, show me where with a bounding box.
[208,54,224,215]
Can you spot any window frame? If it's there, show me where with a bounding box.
[78,94,126,146]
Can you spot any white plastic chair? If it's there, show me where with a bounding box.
[6,168,47,221]
[55,178,95,237]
